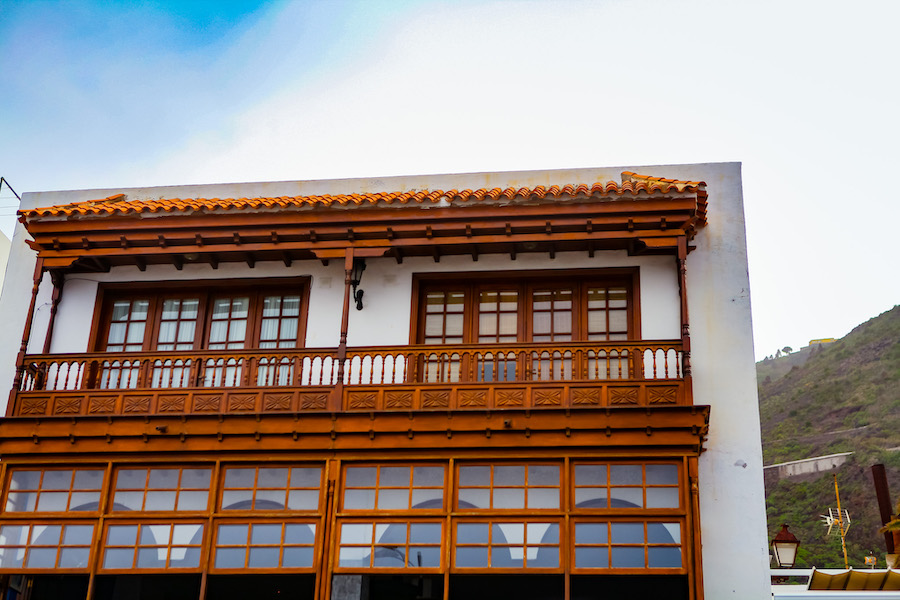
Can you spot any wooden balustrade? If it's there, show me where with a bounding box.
[11,341,686,417]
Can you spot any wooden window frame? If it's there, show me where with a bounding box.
[451,518,563,573]
[410,268,641,345]
[455,463,562,512]
[210,519,319,573]
[2,467,105,515]
[0,521,96,573]
[110,466,213,514]
[334,518,444,573]
[569,518,685,574]
[571,461,683,514]
[88,277,311,353]
[339,463,447,514]
[99,520,206,573]
[218,465,324,513]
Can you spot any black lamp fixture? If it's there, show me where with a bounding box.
[771,524,801,568]
[350,258,366,311]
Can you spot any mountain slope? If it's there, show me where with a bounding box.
[759,305,900,567]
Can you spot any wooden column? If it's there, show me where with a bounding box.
[8,258,44,414]
[688,456,705,600]
[41,270,65,354]
[676,237,692,397]
[330,249,355,412]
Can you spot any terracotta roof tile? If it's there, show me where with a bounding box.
[21,175,705,220]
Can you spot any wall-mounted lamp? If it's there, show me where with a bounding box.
[771,524,801,568]
[351,258,366,310]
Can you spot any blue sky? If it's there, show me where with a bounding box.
[1,0,898,359]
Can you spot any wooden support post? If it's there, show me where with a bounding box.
[8,258,44,414]
[676,237,693,397]
[332,249,354,411]
[688,456,705,600]
[42,270,65,354]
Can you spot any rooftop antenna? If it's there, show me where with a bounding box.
[820,473,850,569]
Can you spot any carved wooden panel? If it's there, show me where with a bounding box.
[263,393,293,412]
[228,394,257,412]
[347,392,377,410]
[54,397,83,415]
[459,390,488,407]
[572,388,602,406]
[496,389,525,407]
[299,393,328,410]
[422,390,450,408]
[19,396,49,416]
[648,386,678,405]
[609,387,638,405]
[88,396,117,414]
[533,388,562,407]
[158,395,187,413]
[192,394,222,412]
[123,396,152,413]
[385,391,413,409]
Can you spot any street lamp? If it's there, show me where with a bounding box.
[771,524,801,568]
[350,258,366,310]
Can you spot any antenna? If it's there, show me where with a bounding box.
[819,474,851,568]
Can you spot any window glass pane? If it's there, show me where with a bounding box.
[177,491,210,511]
[647,523,681,544]
[345,467,377,487]
[575,523,608,544]
[284,524,316,544]
[456,523,488,544]
[412,467,443,487]
[217,524,249,545]
[73,470,104,490]
[528,465,559,486]
[611,546,645,568]
[42,471,72,490]
[103,548,134,569]
[147,469,179,489]
[609,310,628,333]
[58,547,90,569]
[458,489,489,509]
[379,467,410,487]
[117,469,147,489]
[111,301,131,322]
[344,490,376,510]
[290,468,321,487]
[528,488,559,509]
[254,490,286,509]
[224,468,256,488]
[258,468,289,488]
[248,547,279,568]
[456,546,488,568]
[610,465,642,485]
[411,489,442,509]
[250,524,281,545]
[215,547,246,569]
[142,525,170,545]
[493,489,524,509]
[646,488,679,509]
[377,489,409,509]
[222,490,253,510]
[646,465,678,485]
[287,490,320,510]
[576,547,608,568]
[32,525,61,545]
[36,492,68,511]
[6,493,37,512]
[145,491,177,511]
[10,470,42,489]
[63,525,94,545]
[69,492,100,511]
[459,466,490,487]
[181,469,211,489]
[341,524,373,545]
[494,466,525,486]
[610,488,643,509]
[648,547,682,568]
[107,525,138,546]
[610,523,644,544]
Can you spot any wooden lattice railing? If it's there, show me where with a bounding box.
[18,341,682,392]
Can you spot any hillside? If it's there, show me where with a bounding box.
[759,305,900,568]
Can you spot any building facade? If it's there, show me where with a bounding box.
[0,164,769,599]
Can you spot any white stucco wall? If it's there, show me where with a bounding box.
[0,231,10,296]
[0,163,769,598]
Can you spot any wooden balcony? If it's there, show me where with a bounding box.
[10,341,687,418]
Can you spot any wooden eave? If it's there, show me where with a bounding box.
[22,194,707,272]
[0,406,710,459]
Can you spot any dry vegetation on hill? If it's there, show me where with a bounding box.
[758,306,900,567]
